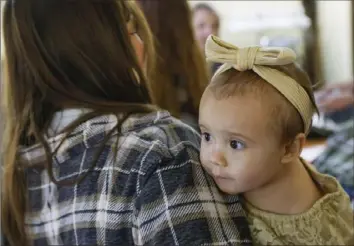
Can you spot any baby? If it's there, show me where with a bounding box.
[199,35,354,245]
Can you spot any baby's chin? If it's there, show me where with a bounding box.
[213,178,240,195]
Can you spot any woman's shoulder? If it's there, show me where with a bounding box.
[84,110,201,166]
[19,110,200,169]
[121,110,201,150]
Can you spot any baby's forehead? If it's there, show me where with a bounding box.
[200,81,293,128]
[199,89,283,140]
[204,77,287,109]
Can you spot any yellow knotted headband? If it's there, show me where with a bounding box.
[205,35,316,134]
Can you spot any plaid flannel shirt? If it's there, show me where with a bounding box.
[314,118,354,203]
[19,111,252,245]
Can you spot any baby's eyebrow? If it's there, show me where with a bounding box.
[198,123,208,129]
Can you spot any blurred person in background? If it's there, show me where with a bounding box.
[313,118,354,208]
[1,0,252,245]
[192,3,221,75]
[314,81,354,207]
[192,3,220,53]
[315,82,353,123]
[137,0,209,130]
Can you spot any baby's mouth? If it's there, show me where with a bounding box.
[214,176,229,181]
[204,165,229,180]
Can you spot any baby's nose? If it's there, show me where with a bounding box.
[211,149,227,167]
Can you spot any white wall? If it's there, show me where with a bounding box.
[317,1,353,84]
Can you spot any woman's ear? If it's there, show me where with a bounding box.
[130,33,145,71]
[281,133,306,164]
[127,18,146,72]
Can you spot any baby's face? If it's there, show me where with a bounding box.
[199,89,285,195]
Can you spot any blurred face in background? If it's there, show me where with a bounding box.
[193,9,219,52]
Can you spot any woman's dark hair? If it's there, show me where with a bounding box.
[1,1,156,245]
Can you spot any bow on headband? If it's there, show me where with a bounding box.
[206,35,297,71]
[205,35,316,134]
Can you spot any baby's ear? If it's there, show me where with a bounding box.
[281,133,306,164]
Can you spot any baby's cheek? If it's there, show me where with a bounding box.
[199,148,207,165]
[200,147,214,173]
[225,155,255,179]
[238,166,266,188]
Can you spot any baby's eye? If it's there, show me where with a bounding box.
[202,132,211,142]
[230,140,245,150]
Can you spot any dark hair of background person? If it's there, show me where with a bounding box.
[1,1,156,245]
[137,0,209,120]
